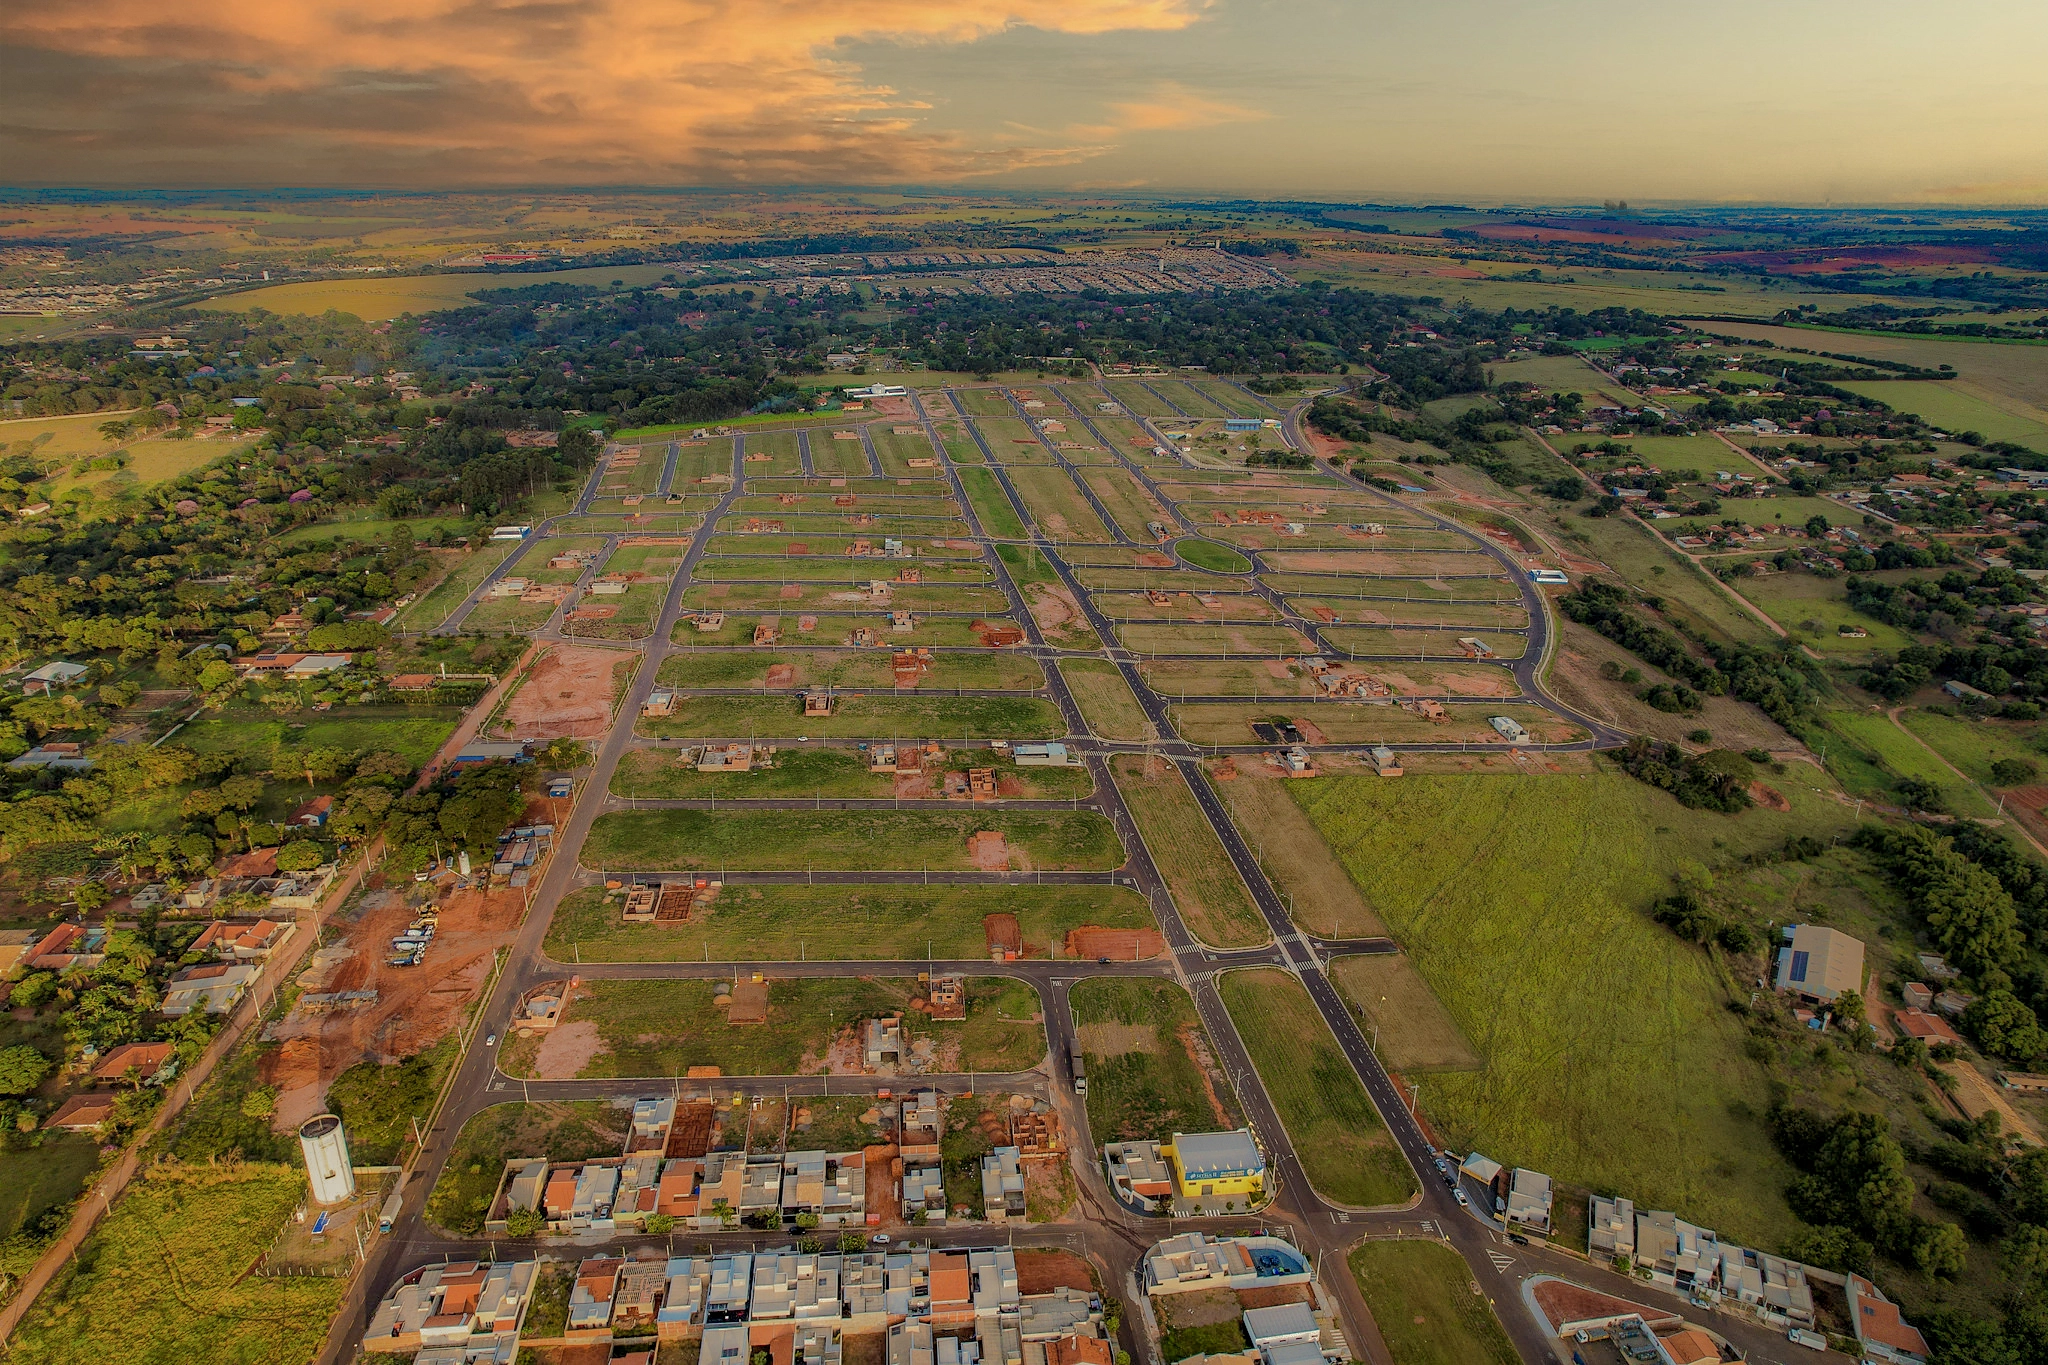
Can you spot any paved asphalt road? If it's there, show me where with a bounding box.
[316,386,1700,1365]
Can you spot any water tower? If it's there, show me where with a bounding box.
[299,1113,355,1205]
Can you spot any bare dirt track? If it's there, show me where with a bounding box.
[501,643,632,740]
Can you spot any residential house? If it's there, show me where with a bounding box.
[289,795,333,827]
[1504,1168,1552,1234]
[25,922,107,970]
[864,1016,905,1069]
[190,918,294,962]
[0,928,35,975]
[365,1260,538,1360]
[21,661,89,694]
[1774,924,1865,1004]
[1846,1274,1930,1365]
[43,1092,117,1131]
[161,962,259,1015]
[981,1147,1026,1222]
[1142,1234,1311,1296]
[8,743,93,772]
[90,1041,175,1087]
[568,1257,624,1333]
[1105,1141,1175,1204]
[1589,1195,1635,1261]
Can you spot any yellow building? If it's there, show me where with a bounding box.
[1164,1130,1265,1200]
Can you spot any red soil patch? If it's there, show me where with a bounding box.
[893,768,934,800]
[1531,1281,1678,1334]
[1748,781,1790,811]
[1238,1284,1317,1310]
[1699,243,2004,273]
[967,831,1012,871]
[1016,1250,1094,1295]
[765,664,795,688]
[1290,715,1328,745]
[779,583,803,598]
[1136,553,1174,568]
[1064,927,1166,961]
[501,644,628,740]
[984,914,1023,956]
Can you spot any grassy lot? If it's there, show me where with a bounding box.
[7,1162,344,1365]
[1292,771,1866,1245]
[677,613,1014,650]
[323,1037,459,1166]
[958,466,1027,538]
[1177,540,1253,573]
[179,705,463,770]
[1117,623,1312,657]
[0,1132,99,1255]
[1220,969,1414,1208]
[582,807,1123,872]
[610,745,1092,801]
[1348,1241,1517,1365]
[1696,569,1912,656]
[426,1101,630,1235]
[524,977,1043,1078]
[1897,706,2044,787]
[1110,755,1267,948]
[636,694,1064,741]
[1071,979,1241,1143]
[1007,467,1115,542]
[1059,659,1155,742]
[1330,954,1481,1073]
[1318,627,1527,661]
[395,539,526,631]
[657,648,1042,692]
[1815,706,1993,815]
[1080,469,1174,542]
[1096,591,1280,623]
[544,881,1154,962]
[465,594,558,634]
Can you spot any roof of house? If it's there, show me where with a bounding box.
[91,1041,174,1083]
[1657,1328,1719,1365]
[45,1092,118,1129]
[1171,1130,1263,1179]
[218,847,280,879]
[291,795,334,820]
[1848,1275,1930,1358]
[1778,924,1865,999]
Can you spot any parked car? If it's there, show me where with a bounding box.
[1507,1233,1529,1247]
[870,1233,891,1246]
[1454,1188,1470,1208]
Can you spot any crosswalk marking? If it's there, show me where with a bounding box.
[1485,1250,1514,1273]
[1330,1211,1350,1224]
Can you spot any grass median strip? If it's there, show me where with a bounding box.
[1220,968,1416,1208]
[1059,659,1154,742]
[1348,1241,1517,1365]
[583,807,1123,872]
[1110,755,1267,948]
[544,882,1156,962]
[612,745,1093,801]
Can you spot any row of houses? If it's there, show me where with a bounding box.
[371,1246,1112,1365]
[1589,1196,1929,1362]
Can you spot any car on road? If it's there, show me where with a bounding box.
[1097,957,1112,965]
[485,1033,497,1047]
[1507,1233,1529,1246]
[869,1234,891,1246]
[1454,1188,1470,1208]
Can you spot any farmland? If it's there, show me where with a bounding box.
[633,693,1064,741]
[1348,1242,1518,1365]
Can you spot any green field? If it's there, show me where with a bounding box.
[521,976,1044,1078]
[582,807,1123,872]
[1176,539,1254,573]
[958,466,1028,538]
[395,539,526,631]
[1292,771,1867,1245]
[544,881,1155,962]
[1110,756,1267,948]
[1838,380,2048,448]
[636,693,1063,741]
[1059,659,1155,742]
[1071,979,1241,1143]
[1220,969,1415,1208]
[1007,466,1115,542]
[323,1038,459,1166]
[656,648,1042,692]
[1348,1241,1517,1365]
[0,1132,99,1258]
[1896,708,2044,787]
[1725,569,1915,654]
[1815,706,1991,815]
[7,1163,344,1365]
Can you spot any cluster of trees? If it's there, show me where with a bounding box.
[1851,569,2048,697]
[1613,738,1755,812]
[1562,579,1817,729]
[1771,1105,1967,1280]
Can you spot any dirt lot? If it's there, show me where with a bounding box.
[501,643,634,740]
[967,831,1013,871]
[264,879,526,1130]
[1064,927,1166,960]
[1015,1249,1094,1295]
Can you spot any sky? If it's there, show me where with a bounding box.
[5,0,2047,202]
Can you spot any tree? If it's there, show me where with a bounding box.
[242,1085,278,1120]
[1992,758,2039,786]
[1915,1221,1968,1279]
[505,1206,548,1237]
[276,840,327,873]
[2004,1224,2048,1299]
[10,973,58,1010]
[0,1045,52,1096]
[1964,990,2048,1064]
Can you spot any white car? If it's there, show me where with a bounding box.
[484,1033,497,1047]
[869,1233,891,1246]
[1454,1188,1470,1209]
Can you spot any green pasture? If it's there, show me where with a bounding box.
[582,807,1122,872]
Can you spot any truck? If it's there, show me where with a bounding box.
[1068,1042,1087,1096]
[1787,1328,1827,1352]
[378,1173,409,1234]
